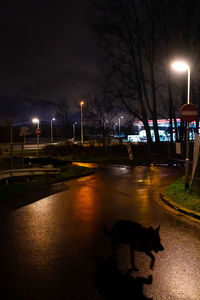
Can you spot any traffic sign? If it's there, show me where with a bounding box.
[180,104,198,122]
[19,126,30,136]
[36,128,42,135]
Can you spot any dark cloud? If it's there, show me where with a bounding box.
[0,0,100,121]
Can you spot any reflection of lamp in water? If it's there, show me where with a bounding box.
[171,60,190,188]
[74,184,96,221]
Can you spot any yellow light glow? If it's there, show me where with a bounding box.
[172,61,189,72]
[80,101,84,106]
[72,162,98,168]
[73,180,96,221]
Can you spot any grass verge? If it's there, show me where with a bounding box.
[166,178,200,213]
[0,164,93,200]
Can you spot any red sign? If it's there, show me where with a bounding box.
[180,104,198,122]
[36,128,42,135]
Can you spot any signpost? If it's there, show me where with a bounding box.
[35,128,41,158]
[180,103,198,188]
[20,126,30,143]
[36,128,42,135]
[180,104,198,122]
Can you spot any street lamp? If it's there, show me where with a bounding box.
[80,101,84,143]
[51,118,55,143]
[114,122,118,136]
[73,122,77,142]
[32,118,40,128]
[103,120,108,130]
[119,116,123,137]
[172,60,190,188]
[32,118,40,157]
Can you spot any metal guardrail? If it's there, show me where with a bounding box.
[0,143,51,151]
[0,167,60,181]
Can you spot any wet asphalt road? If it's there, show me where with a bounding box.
[0,164,200,300]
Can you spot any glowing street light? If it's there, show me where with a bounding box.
[51,118,55,143]
[171,61,189,72]
[119,116,123,137]
[73,121,77,142]
[32,118,40,128]
[172,60,190,188]
[103,120,108,130]
[80,101,84,143]
[171,61,190,105]
[114,122,118,136]
[32,118,40,157]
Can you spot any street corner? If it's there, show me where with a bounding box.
[159,188,200,223]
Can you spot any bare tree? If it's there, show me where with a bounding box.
[90,0,200,149]
[84,90,118,145]
[90,0,163,146]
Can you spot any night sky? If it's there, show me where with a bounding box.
[0,0,99,122]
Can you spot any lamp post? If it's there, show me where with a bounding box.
[32,118,40,157]
[119,116,123,137]
[103,120,108,131]
[51,118,55,143]
[114,122,118,136]
[73,122,77,142]
[172,60,190,188]
[80,101,84,143]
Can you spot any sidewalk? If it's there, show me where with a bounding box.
[160,189,200,222]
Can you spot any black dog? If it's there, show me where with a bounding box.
[104,219,164,271]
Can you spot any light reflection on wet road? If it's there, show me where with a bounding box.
[0,164,200,299]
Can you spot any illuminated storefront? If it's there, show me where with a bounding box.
[128,119,197,142]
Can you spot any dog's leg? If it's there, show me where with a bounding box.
[129,246,139,271]
[110,237,120,262]
[145,251,155,270]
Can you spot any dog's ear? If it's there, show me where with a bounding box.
[155,225,160,232]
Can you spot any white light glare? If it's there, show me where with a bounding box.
[32,118,39,123]
[172,61,189,72]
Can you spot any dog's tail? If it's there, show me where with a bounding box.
[103,226,112,236]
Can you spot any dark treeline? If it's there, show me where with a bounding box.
[88,0,200,149]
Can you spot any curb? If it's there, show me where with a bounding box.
[160,189,200,222]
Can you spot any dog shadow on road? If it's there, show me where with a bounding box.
[93,256,153,300]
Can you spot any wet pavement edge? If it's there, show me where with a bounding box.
[160,189,200,223]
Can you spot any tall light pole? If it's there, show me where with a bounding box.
[119,116,123,137]
[172,60,190,188]
[80,101,84,143]
[51,118,55,143]
[32,118,40,157]
[73,122,77,142]
[114,122,118,136]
